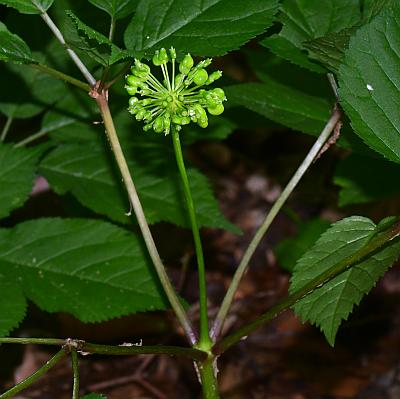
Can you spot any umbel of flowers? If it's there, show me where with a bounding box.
[125,47,226,135]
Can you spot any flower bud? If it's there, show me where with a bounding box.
[125,85,138,96]
[169,47,176,60]
[212,88,226,100]
[206,71,222,85]
[208,103,224,115]
[153,116,165,133]
[193,69,208,86]
[179,54,194,74]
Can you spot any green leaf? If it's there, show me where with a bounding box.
[0,61,65,119]
[0,0,54,14]
[64,11,129,66]
[334,154,400,206]
[290,216,400,346]
[0,22,36,64]
[88,0,137,19]
[124,0,279,56]
[0,143,45,219]
[305,0,392,72]
[338,4,400,163]
[261,0,361,73]
[275,219,331,272]
[0,218,168,322]
[0,277,26,337]
[40,141,238,233]
[225,82,331,135]
[82,394,107,399]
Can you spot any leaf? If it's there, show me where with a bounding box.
[275,219,331,272]
[290,216,400,346]
[40,141,239,233]
[88,0,137,19]
[124,0,279,57]
[0,61,66,119]
[0,143,45,220]
[334,154,400,206]
[305,0,393,72]
[0,277,26,337]
[0,218,168,322]
[82,394,107,399]
[225,82,331,135]
[261,0,362,73]
[338,4,400,163]
[64,11,129,66]
[0,22,36,64]
[0,0,53,14]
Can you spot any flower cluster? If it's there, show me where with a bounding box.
[125,47,226,135]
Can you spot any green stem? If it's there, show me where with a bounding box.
[0,337,207,361]
[211,107,342,340]
[71,349,79,399]
[30,63,91,91]
[214,220,400,355]
[95,94,196,345]
[0,349,67,399]
[0,116,13,142]
[198,357,220,399]
[39,11,96,86]
[171,126,211,348]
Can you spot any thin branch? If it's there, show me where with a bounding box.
[0,337,207,361]
[31,63,91,91]
[172,126,211,348]
[211,107,342,340]
[71,349,79,399]
[93,93,197,345]
[39,11,96,87]
[214,220,400,355]
[0,116,13,142]
[0,349,67,399]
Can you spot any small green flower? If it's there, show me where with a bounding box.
[125,47,226,135]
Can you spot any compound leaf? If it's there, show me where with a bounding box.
[124,0,279,56]
[0,218,168,322]
[0,277,26,337]
[338,4,400,163]
[0,0,53,14]
[0,143,44,220]
[290,216,400,346]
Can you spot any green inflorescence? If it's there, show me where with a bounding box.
[125,47,226,135]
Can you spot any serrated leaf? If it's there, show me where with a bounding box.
[334,154,400,206]
[290,216,400,346]
[338,4,400,163]
[40,141,238,233]
[88,0,137,19]
[0,0,53,14]
[0,143,45,219]
[225,82,331,135]
[261,0,361,73]
[0,277,26,337]
[0,22,36,64]
[64,11,130,67]
[124,0,279,57]
[0,218,168,322]
[275,219,331,272]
